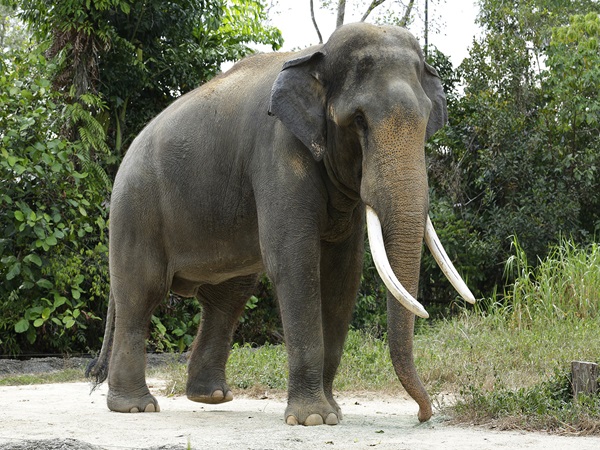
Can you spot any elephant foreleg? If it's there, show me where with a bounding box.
[259,220,338,425]
[320,225,364,419]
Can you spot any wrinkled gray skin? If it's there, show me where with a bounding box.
[87,23,447,426]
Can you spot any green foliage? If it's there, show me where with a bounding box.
[148,296,201,353]
[426,1,600,303]
[353,238,388,337]
[227,342,288,391]
[13,0,283,169]
[541,13,600,234]
[233,275,283,345]
[0,47,110,355]
[443,239,600,432]
[0,3,28,51]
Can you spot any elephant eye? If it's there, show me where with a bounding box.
[354,113,368,131]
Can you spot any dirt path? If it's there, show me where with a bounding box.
[1,379,599,450]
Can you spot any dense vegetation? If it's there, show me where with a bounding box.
[0,0,282,354]
[1,0,599,373]
[424,1,600,305]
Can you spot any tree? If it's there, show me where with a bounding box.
[310,0,417,42]
[0,47,110,354]
[542,12,600,238]
[425,1,600,304]
[0,1,284,354]
[12,0,283,172]
[0,3,27,51]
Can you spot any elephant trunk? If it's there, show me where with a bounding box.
[359,89,474,421]
[362,126,432,420]
[375,179,432,422]
[388,292,432,422]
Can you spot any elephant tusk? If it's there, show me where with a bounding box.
[365,206,429,319]
[424,216,476,304]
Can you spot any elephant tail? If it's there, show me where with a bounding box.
[85,289,116,391]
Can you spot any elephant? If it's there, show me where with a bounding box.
[87,22,475,426]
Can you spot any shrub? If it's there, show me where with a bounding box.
[0,48,111,355]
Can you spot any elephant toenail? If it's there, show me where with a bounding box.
[144,403,156,412]
[286,415,299,426]
[305,414,324,426]
[212,390,224,399]
[325,413,338,425]
[129,407,140,413]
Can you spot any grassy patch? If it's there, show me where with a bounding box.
[451,369,600,434]
[436,239,600,434]
[0,368,85,386]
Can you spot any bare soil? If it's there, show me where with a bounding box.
[0,357,599,449]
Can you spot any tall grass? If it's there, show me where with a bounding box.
[504,238,600,327]
[445,238,600,433]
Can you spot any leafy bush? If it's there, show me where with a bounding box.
[233,275,283,345]
[0,48,111,355]
[148,296,202,353]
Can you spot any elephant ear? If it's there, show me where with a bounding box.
[422,62,448,140]
[269,50,327,161]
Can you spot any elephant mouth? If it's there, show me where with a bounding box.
[365,205,476,318]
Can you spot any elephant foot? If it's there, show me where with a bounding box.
[187,389,234,404]
[107,390,160,413]
[286,413,338,426]
[186,378,234,404]
[284,400,340,426]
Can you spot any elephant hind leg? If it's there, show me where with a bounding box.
[186,274,258,404]
[107,268,168,413]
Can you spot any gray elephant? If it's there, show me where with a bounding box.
[87,22,475,426]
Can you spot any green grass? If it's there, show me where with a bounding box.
[504,238,600,326]
[0,368,85,386]
[434,239,600,434]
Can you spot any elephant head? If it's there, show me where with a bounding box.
[269,23,474,421]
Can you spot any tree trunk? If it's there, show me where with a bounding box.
[360,0,386,22]
[571,361,598,399]
[336,0,346,28]
[310,0,323,43]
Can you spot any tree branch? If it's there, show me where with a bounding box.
[360,0,386,22]
[399,0,416,27]
[336,0,346,28]
[310,0,323,43]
